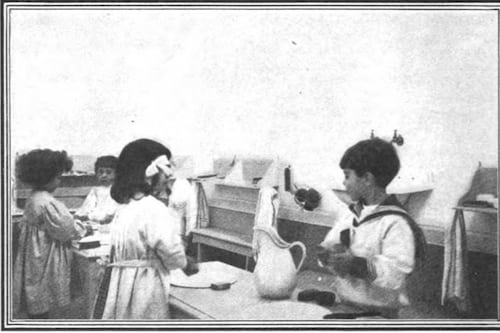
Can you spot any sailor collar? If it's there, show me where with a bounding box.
[349,195,408,227]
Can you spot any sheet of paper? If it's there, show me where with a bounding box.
[170,263,237,288]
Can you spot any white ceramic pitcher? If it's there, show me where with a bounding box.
[253,225,306,299]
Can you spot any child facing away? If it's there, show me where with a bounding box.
[13,149,93,319]
[96,139,196,319]
[318,138,426,318]
[74,155,119,224]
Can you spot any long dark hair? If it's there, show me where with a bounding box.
[111,139,171,204]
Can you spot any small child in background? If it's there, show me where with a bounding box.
[318,138,426,318]
[13,149,93,319]
[74,155,118,224]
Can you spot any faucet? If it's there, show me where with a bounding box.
[391,130,404,146]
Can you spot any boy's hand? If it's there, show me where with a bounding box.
[316,244,347,266]
[317,245,355,277]
[325,252,357,277]
[318,249,371,279]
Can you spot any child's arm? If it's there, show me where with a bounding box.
[74,187,97,220]
[42,199,91,242]
[141,206,187,271]
[369,218,415,290]
[88,201,117,224]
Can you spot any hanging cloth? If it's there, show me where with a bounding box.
[252,187,280,253]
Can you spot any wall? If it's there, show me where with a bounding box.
[9,8,498,232]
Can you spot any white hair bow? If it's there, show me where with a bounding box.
[145,155,173,178]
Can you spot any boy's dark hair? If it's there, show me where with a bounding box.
[16,149,73,189]
[340,138,400,188]
[111,139,171,204]
[95,155,118,173]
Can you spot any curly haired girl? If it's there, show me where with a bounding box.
[13,149,92,319]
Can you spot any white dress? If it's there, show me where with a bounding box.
[102,196,186,319]
[75,186,118,223]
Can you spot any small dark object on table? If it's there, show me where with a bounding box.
[462,200,495,208]
[210,282,231,290]
[297,289,336,307]
[323,311,381,319]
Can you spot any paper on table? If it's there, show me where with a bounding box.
[170,263,237,288]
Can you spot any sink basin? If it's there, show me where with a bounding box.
[332,185,433,206]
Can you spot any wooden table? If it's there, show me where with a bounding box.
[71,256,370,320]
[72,243,110,318]
[169,261,365,320]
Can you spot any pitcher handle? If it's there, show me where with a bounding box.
[289,241,307,271]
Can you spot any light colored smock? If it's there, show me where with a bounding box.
[102,195,186,319]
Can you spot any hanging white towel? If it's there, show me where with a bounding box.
[441,210,471,313]
[259,158,279,188]
[194,181,210,230]
[168,179,210,237]
[252,187,279,252]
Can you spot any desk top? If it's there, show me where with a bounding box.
[170,261,366,320]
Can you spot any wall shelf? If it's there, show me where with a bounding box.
[208,197,336,228]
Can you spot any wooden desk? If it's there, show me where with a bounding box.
[191,228,253,270]
[72,242,110,318]
[169,261,363,320]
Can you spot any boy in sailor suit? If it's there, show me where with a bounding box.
[319,138,426,318]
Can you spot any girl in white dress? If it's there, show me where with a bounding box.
[100,139,189,319]
[74,155,119,224]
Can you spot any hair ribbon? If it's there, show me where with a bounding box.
[145,155,173,178]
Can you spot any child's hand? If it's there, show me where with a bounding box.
[96,255,110,267]
[317,245,355,277]
[84,223,94,236]
[325,252,357,277]
[316,244,347,266]
[183,256,199,276]
[75,214,89,222]
[102,214,114,224]
[99,224,110,233]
